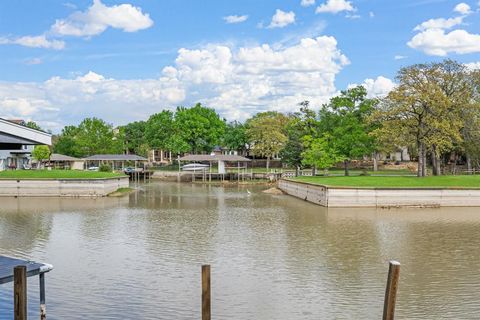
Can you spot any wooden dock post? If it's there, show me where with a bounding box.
[14,265,27,320]
[40,273,46,320]
[383,260,401,320]
[202,265,211,320]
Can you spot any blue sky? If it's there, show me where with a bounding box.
[0,0,479,131]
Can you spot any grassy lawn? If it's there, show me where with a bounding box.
[0,170,126,179]
[294,175,480,188]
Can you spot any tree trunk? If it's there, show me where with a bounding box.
[344,160,349,176]
[432,145,441,176]
[417,142,427,177]
[452,152,457,175]
[373,152,378,172]
[312,166,317,176]
[295,166,300,177]
[266,157,270,171]
[466,153,472,175]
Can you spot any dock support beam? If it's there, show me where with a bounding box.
[202,265,211,320]
[383,260,401,320]
[14,266,27,320]
[40,273,46,320]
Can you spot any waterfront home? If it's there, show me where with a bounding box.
[84,154,148,170]
[0,118,51,171]
[48,153,85,170]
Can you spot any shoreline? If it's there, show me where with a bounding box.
[279,179,480,207]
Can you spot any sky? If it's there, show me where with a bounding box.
[0,0,480,132]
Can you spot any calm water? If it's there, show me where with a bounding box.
[1,182,480,319]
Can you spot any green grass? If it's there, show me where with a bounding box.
[0,170,126,179]
[108,187,134,197]
[326,168,414,176]
[294,175,480,188]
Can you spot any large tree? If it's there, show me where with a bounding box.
[174,103,226,153]
[246,111,289,170]
[53,125,81,157]
[223,121,248,153]
[280,102,318,174]
[318,86,377,176]
[122,121,148,156]
[373,61,467,177]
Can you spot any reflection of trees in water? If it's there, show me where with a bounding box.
[0,208,53,255]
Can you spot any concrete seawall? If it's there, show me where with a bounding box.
[278,179,480,207]
[0,177,129,197]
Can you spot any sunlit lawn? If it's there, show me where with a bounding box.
[0,170,126,179]
[294,175,480,188]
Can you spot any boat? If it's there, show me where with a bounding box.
[181,163,209,172]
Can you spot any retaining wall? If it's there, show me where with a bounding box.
[279,179,480,207]
[0,177,129,197]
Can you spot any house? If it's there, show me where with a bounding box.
[0,118,51,171]
[48,154,85,170]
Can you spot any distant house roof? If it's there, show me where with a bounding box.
[179,154,251,162]
[83,154,148,161]
[50,154,82,162]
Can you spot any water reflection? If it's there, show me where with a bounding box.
[0,183,479,319]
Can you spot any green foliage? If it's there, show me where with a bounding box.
[246,111,288,169]
[52,118,121,157]
[301,135,343,170]
[99,164,112,172]
[32,145,51,162]
[122,121,148,156]
[175,103,226,153]
[280,103,318,168]
[25,121,42,131]
[223,121,248,152]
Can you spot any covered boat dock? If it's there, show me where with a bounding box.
[178,154,251,182]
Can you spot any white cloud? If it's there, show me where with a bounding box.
[316,0,355,14]
[223,15,249,24]
[394,55,407,60]
[301,0,316,7]
[408,6,480,56]
[51,0,153,37]
[0,35,65,50]
[0,36,349,130]
[349,76,396,98]
[408,28,480,56]
[369,11,375,18]
[465,62,480,70]
[413,16,464,31]
[268,9,296,28]
[24,58,43,65]
[453,2,472,15]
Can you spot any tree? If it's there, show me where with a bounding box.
[318,86,377,176]
[301,135,343,174]
[373,61,465,177]
[145,110,176,153]
[32,145,50,163]
[74,118,120,157]
[280,102,318,174]
[122,121,148,156]
[174,103,226,153]
[26,121,42,131]
[223,121,248,153]
[246,111,289,170]
[53,125,81,157]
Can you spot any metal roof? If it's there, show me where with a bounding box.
[0,255,53,285]
[50,153,82,161]
[83,154,148,161]
[179,154,251,162]
[0,132,38,145]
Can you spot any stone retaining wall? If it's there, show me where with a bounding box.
[0,177,129,197]
[279,179,480,207]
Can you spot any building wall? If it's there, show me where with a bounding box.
[0,145,34,171]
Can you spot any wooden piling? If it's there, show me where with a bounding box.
[383,260,401,320]
[14,265,27,320]
[40,273,46,320]
[202,265,211,320]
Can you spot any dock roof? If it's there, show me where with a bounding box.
[83,154,148,161]
[179,154,251,162]
[50,153,82,161]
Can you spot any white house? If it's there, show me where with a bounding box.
[0,118,52,171]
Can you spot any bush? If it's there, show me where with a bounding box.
[99,164,112,172]
[359,170,370,176]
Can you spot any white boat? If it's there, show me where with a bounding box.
[181,163,209,172]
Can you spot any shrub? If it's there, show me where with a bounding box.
[99,164,112,172]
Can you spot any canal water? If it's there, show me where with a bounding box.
[0,182,479,319]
